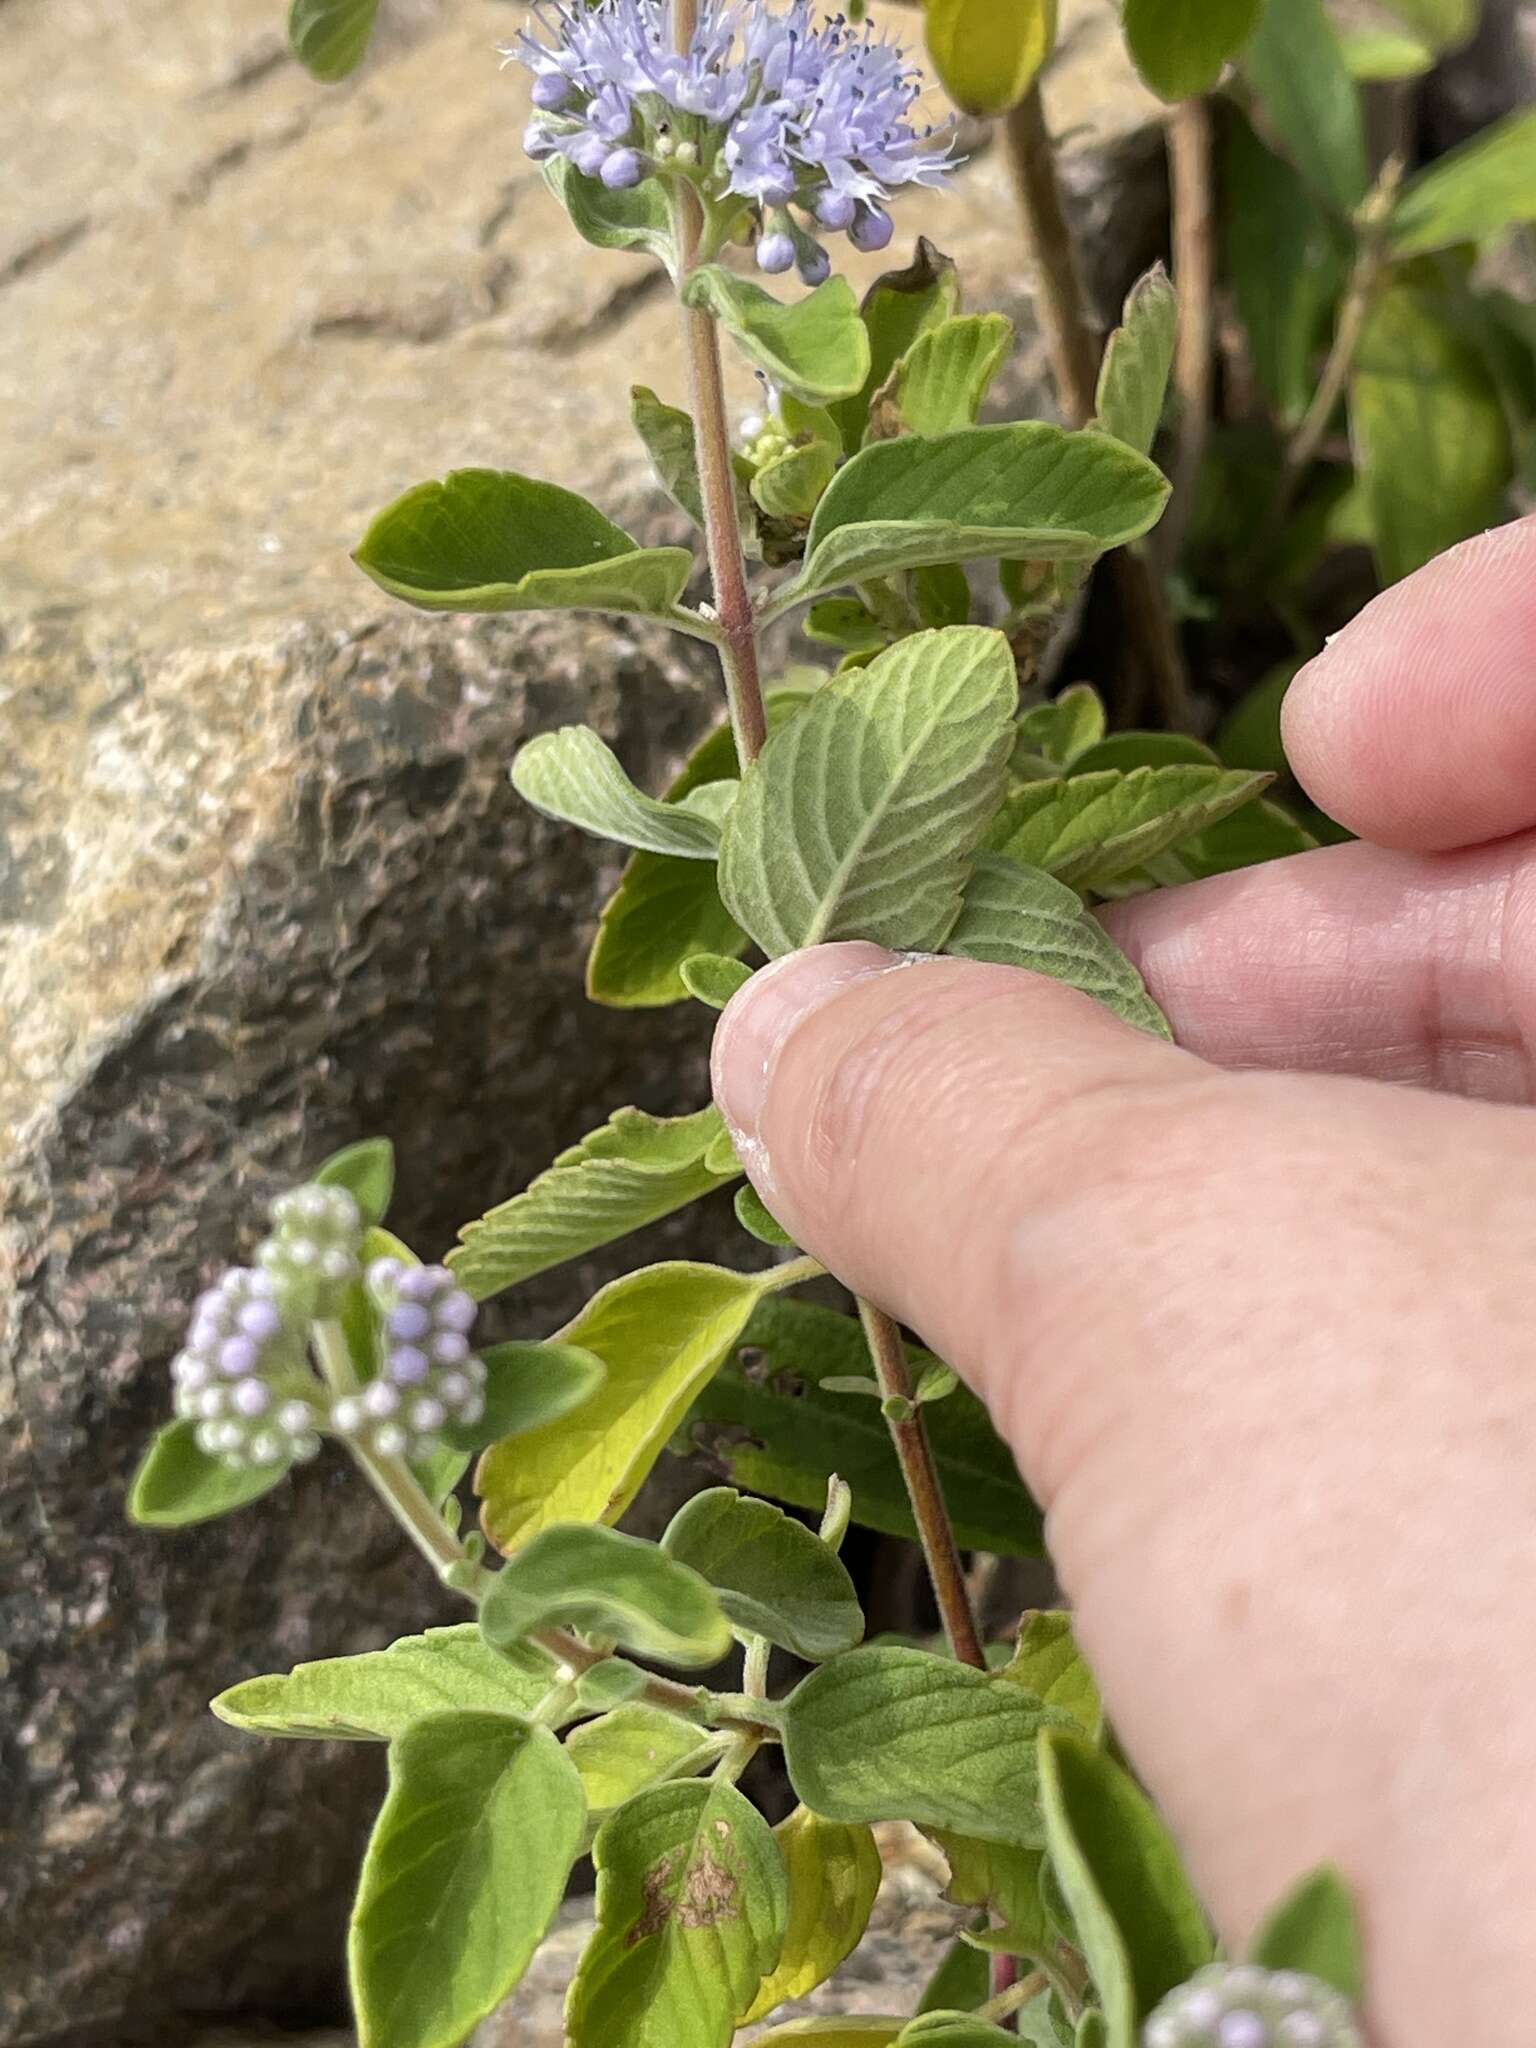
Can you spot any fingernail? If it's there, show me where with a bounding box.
[711,943,902,1154]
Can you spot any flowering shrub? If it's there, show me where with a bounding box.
[131,0,1536,2044]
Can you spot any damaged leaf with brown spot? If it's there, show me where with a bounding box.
[567,1777,788,2048]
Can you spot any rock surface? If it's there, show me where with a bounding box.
[0,1,1163,2040]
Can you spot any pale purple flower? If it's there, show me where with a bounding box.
[510,0,957,279]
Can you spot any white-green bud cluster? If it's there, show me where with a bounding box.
[257,1182,364,1318]
[1143,1965,1362,2048]
[325,1259,486,1463]
[172,1267,321,1470]
[737,410,793,475]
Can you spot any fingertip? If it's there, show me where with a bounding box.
[710,943,905,1156]
[1282,516,1536,851]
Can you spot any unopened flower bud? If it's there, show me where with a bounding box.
[1143,1964,1361,2048]
[756,231,795,274]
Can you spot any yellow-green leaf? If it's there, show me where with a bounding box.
[349,1712,584,2048]
[476,1263,769,1554]
[752,2024,905,2047]
[448,1105,738,1301]
[1002,1612,1102,1739]
[1389,107,1536,257]
[211,1625,549,1742]
[926,0,1057,115]
[743,1807,883,2023]
[566,1704,724,1816]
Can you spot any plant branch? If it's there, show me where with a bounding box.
[1157,95,1215,575]
[1261,158,1405,548]
[980,1969,1048,2026]
[1002,87,1195,730]
[671,2,767,766]
[858,1299,986,1670]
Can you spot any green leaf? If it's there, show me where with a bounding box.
[631,384,755,545]
[681,954,754,1011]
[1016,685,1106,769]
[1095,266,1177,456]
[448,1105,737,1301]
[1070,731,1217,773]
[353,468,694,619]
[945,856,1171,1038]
[568,1778,788,2048]
[1390,108,1536,256]
[661,1486,865,1661]
[925,0,1056,114]
[288,0,378,80]
[1249,1866,1363,1998]
[128,1419,288,1527]
[574,1657,652,1712]
[313,1137,394,1228]
[477,1262,771,1554]
[481,1522,732,1669]
[878,315,1016,438]
[1004,1612,1102,1739]
[990,765,1271,890]
[783,1646,1055,1846]
[808,597,889,651]
[1168,796,1318,879]
[1242,0,1368,216]
[776,425,1171,610]
[587,688,816,1010]
[211,1624,551,1742]
[1350,280,1511,585]
[689,1296,1044,1558]
[349,1711,584,2048]
[1339,24,1435,77]
[753,438,840,520]
[1224,115,1347,425]
[511,725,724,860]
[830,238,962,454]
[914,563,974,629]
[684,266,871,401]
[1380,0,1480,49]
[718,627,1017,957]
[749,2023,905,2046]
[1123,0,1262,99]
[1076,2018,1108,2048]
[545,155,675,266]
[1037,1729,1213,2047]
[1216,663,1295,775]
[566,1704,722,1815]
[742,1807,883,2023]
[932,1832,1051,1959]
[736,1183,795,1246]
[901,2019,1017,2047]
[441,1340,606,1455]
[917,1937,991,2016]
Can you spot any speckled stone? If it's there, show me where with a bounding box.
[1,0,1163,2039]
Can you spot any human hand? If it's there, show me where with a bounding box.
[712,517,1536,2048]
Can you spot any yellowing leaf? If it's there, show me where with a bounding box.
[568,1779,788,2048]
[743,1807,883,2023]
[476,1263,767,1555]
[926,0,1058,116]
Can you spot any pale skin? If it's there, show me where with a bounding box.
[711,515,1536,2048]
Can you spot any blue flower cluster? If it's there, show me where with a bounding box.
[326,1259,487,1462]
[1143,1965,1361,2048]
[513,0,957,283]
